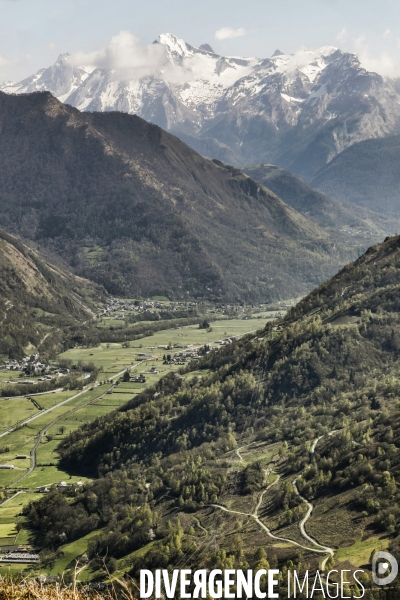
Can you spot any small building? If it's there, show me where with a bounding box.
[0,551,39,564]
[57,481,67,489]
[0,464,14,469]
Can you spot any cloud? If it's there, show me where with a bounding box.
[215,27,246,41]
[68,31,168,81]
[336,27,347,45]
[0,55,9,68]
[66,30,244,86]
[353,35,400,78]
[335,27,400,78]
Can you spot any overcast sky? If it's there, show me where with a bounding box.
[1,0,400,82]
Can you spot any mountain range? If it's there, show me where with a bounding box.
[0,90,371,302]
[3,33,400,179]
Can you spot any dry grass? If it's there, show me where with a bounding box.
[0,578,93,600]
[0,574,137,600]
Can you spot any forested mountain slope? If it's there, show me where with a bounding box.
[312,135,400,218]
[0,228,102,358]
[243,163,399,233]
[25,234,400,586]
[0,91,358,301]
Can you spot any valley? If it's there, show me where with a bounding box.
[0,310,276,577]
[2,234,400,595]
[1,15,400,598]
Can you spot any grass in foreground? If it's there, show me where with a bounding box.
[0,575,136,600]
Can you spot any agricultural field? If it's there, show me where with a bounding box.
[60,317,269,381]
[0,371,24,392]
[0,371,23,384]
[0,314,274,576]
[0,398,38,432]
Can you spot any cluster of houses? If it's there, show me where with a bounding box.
[163,348,201,365]
[1,353,70,380]
[100,298,198,318]
[98,297,287,324]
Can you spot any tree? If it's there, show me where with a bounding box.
[106,556,118,574]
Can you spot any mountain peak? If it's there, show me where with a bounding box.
[199,43,215,54]
[316,45,340,57]
[155,33,193,57]
[272,49,284,57]
[56,52,71,62]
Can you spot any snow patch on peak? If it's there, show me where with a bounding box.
[156,33,193,58]
[315,46,340,58]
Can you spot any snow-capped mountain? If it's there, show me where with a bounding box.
[3,33,400,178]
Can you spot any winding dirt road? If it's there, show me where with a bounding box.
[291,430,340,569]
[292,479,334,569]
[212,431,339,568]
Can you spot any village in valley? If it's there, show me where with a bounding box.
[1,354,70,381]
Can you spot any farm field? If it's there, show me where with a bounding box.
[60,317,269,381]
[0,386,112,489]
[49,529,105,578]
[0,492,41,573]
[0,391,78,434]
[0,371,24,386]
[0,398,39,432]
[0,315,272,575]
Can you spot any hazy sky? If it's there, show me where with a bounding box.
[1,0,400,81]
